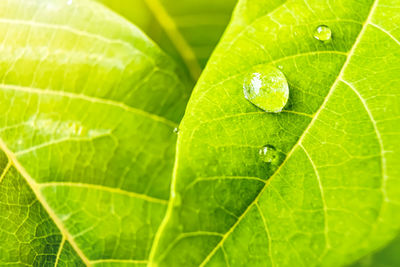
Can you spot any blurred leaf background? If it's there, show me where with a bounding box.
[95,0,237,81]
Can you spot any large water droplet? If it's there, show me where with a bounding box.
[259,145,280,164]
[314,25,331,41]
[243,65,289,113]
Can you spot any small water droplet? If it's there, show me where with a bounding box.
[173,127,179,134]
[243,65,289,113]
[277,65,283,70]
[314,25,331,41]
[259,145,280,164]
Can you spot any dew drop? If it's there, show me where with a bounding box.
[314,25,331,41]
[243,65,289,113]
[173,127,179,134]
[259,145,280,164]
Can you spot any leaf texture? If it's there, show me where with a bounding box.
[0,0,190,265]
[352,234,400,267]
[150,0,400,266]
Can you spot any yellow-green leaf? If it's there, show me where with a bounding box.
[352,235,400,267]
[95,0,238,80]
[150,0,400,266]
[0,0,190,265]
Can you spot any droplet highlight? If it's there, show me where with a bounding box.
[314,25,331,41]
[259,145,280,164]
[173,127,179,134]
[243,65,289,113]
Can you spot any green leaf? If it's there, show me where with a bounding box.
[150,0,400,266]
[0,0,190,265]
[352,234,400,267]
[94,0,238,80]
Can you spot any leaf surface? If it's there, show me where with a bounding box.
[95,0,238,80]
[352,234,400,267]
[0,0,190,265]
[150,0,400,266]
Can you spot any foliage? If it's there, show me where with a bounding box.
[0,0,399,266]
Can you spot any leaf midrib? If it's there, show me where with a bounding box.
[144,0,202,80]
[197,0,381,265]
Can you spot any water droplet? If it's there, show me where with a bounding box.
[173,127,179,134]
[314,25,331,41]
[259,145,280,164]
[243,65,289,113]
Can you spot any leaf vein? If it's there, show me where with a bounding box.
[0,18,148,60]
[38,182,168,205]
[54,236,66,266]
[0,83,177,127]
[300,144,330,254]
[255,203,274,267]
[0,162,12,185]
[369,22,400,46]
[0,138,91,265]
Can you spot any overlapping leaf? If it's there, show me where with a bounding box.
[352,235,400,267]
[150,0,400,266]
[95,0,237,80]
[0,0,190,265]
